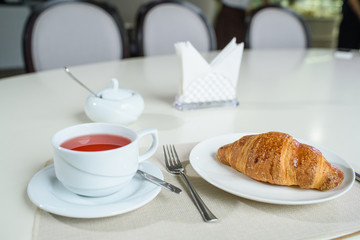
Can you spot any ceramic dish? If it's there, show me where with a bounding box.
[189,133,354,205]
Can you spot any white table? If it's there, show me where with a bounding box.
[1,49,359,240]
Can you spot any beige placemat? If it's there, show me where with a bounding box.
[32,143,360,240]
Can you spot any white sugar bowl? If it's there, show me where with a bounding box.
[85,78,144,124]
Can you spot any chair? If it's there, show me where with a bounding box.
[23,0,130,72]
[135,0,216,56]
[245,5,311,49]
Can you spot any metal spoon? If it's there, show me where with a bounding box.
[64,67,101,98]
[137,169,182,194]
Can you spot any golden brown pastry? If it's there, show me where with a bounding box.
[216,132,344,191]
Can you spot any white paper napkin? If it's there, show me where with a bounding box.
[174,38,244,110]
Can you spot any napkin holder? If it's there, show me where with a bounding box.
[173,38,244,111]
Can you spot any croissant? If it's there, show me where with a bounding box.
[216,132,344,191]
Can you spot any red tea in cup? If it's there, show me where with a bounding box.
[61,134,131,152]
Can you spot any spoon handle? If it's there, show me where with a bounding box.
[64,67,100,98]
[137,170,182,194]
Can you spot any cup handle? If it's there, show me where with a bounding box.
[137,128,158,162]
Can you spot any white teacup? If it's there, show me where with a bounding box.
[52,123,158,197]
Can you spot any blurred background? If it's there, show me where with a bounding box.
[0,0,343,78]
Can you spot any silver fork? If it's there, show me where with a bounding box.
[163,145,218,222]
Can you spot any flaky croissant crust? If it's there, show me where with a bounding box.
[216,132,344,191]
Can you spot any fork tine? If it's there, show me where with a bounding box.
[167,145,173,166]
[163,145,170,168]
[168,145,174,165]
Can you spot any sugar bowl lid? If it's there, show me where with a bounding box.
[99,78,134,100]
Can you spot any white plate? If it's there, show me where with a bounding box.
[189,133,355,205]
[27,161,162,218]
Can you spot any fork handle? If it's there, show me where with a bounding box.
[179,172,218,222]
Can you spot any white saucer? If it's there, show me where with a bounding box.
[27,161,162,218]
